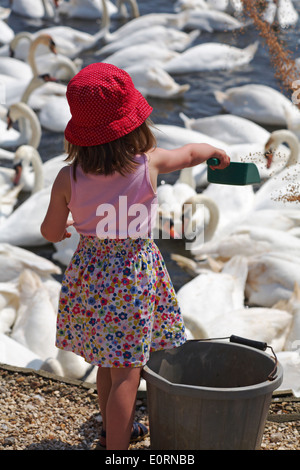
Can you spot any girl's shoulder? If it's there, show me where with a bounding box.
[53,165,71,204]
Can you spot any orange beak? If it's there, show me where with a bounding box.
[13,163,22,186]
[264,150,273,169]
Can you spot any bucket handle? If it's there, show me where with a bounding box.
[190,335,278,381]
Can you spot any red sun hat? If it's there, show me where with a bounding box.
[64,62,153,147]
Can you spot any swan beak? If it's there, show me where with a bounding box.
[163,219,181,239]
[13,163,22,186]
[264,149,273,169]
[39,73,58,83]
[49,39,57,55]
[6,114,13,130]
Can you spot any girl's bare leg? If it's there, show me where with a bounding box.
[103,367,142,450]
[96,367,111,437]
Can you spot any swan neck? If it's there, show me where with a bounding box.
[9,32,32,55]
[29,149,44,193]
[117,0,140,18]
[12,104,41,149]
[271,131,299,167]
[42,0,53,17]
[27,38,42,76]
[286,134,299,166]
[183,194,219,242]
[21,77,43,103]
[99,0,110,41]
[50,57,78,79]
[178,167,196,190]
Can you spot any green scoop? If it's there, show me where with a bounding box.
[207,158,261,186]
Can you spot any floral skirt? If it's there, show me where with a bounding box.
[56,236,187,367]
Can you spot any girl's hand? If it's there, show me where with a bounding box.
[61,219,74,241]
[207,148,231,170]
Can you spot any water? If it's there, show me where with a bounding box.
[1,0,300,290]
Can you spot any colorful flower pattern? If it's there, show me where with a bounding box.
[56,236,187,367]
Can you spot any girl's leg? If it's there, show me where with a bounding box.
[106,367,142,450]
[96,367,111,436]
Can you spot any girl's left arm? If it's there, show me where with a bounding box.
[40,167,73,243]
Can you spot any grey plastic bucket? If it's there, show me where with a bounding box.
[142,337,283,450]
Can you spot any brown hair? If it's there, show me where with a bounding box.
[64,118,157,180]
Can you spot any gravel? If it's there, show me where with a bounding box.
[0,364,299,451]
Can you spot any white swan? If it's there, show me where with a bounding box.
[276,350,300,397]
[3,102,42,149]
[10,269,60,361]
[214,83,300,127]
[0,34,56,79]
[227,141,291,180]
[179,112,270,146]
[36,94,70,133]
[2,70,59,108]
[0,184,51,246]
[278,283,300,352]
[275,0,299,28]
[156,180,197,238]
[125,64,190,99]
[175,253,293,351]
[174,0,210,11]
[25,79,67,110]
[163,41,258,74]
[183,8,245,32]
[100,1,190,45]
[97,25,199,56]
[57,0,119,18]
[53,224,80,266]
[182,182,255,251]
[0,279,19,334]
[190,223,300,263]
[103,44,180,70]
[0,242,61,282]
[253,130,300,210]
[10,144,67,193]
[0,31,32,60]
[246,250,300,307]
[34,0,114,59]
[153,123,231,151]
[157,179,220,243]
[11,0,58,19]
[201,304,292,352]
[106,25,199,55]
[1,33,81,82]
[0,144,46,221]
[12,145,45,193]
[0,18,14,45]
[0,178,23,222]
[41,349,96,381]
[176,255,248,336]
[0,332,44,370]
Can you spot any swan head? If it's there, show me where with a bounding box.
[7,102,33,129]
[32,34,57,55]
[264,129,300,168]
[12,145,44,192]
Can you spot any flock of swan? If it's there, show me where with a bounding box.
[0,0,300,396]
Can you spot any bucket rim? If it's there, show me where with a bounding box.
[142,340,283,400]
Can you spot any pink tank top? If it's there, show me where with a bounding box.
[68,154,158,239]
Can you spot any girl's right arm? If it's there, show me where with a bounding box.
[149,143,230,175]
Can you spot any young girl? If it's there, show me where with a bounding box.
[40,62,230,450]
